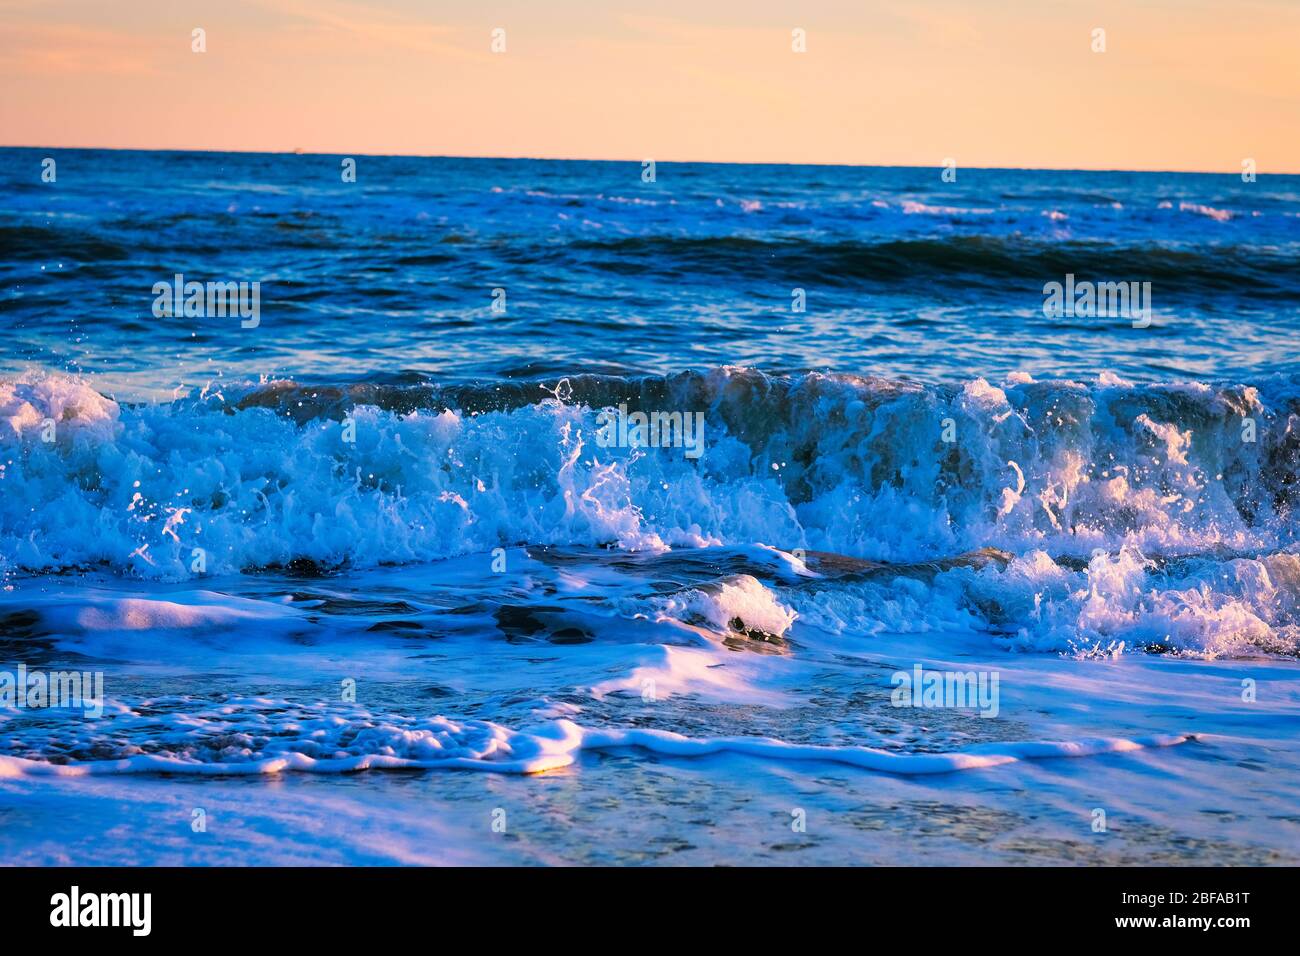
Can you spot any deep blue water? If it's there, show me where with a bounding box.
[2,148,1297,395]
[4,150,1300,866]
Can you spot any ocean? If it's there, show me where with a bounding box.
[1,148,1298,864]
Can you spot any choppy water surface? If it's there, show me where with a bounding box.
[1,150,1298,864]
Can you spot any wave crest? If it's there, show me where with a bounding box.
[1,367,1296,578]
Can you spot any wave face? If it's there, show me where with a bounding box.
[547,234,1300,297]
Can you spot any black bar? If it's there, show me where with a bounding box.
[0,865,1285,941]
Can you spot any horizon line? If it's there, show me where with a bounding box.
[2,144,1294,178]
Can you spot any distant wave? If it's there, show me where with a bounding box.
[517,235,1300,296]
[0,223,132,262]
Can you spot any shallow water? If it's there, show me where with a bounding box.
[1,150,1298,864]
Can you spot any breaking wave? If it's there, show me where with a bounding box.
[2,366,1298,576]
[3,365,1299,658]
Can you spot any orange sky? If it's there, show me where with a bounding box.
[1,0,1297,172]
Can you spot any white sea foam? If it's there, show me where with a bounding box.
[787,547,1300,658]
[0,693,1197,779]
[1178,201,1234,222]
[651,574,797,638]
[1,367,1296,657]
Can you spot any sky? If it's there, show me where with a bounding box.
[0,0,1296,172]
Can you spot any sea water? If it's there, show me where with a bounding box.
[1,150,1298,864]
